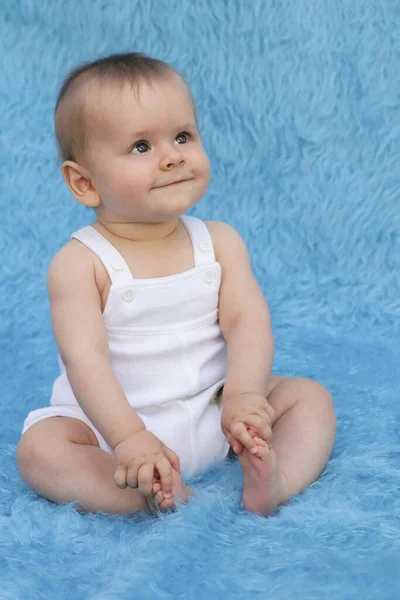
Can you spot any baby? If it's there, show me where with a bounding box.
[17,52,336,516]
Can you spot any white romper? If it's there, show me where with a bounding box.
[22,215,230,477]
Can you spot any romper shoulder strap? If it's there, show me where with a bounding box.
[71,226,134,285]
[181,215,216,266]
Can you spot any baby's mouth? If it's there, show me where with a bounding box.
[154,178,192,189]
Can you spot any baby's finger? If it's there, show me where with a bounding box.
[233,441,244,455]
[263,426,273,443]
[223,429,234,445]
[114,465,128,489]
[224,430,243,455]
[126,463,140,489]
[155,458,173,498]
[164,446,181,474]
[244,413,268,431]
[152,481,162,494]
[263,402,276,422]
[231,421,258,453]
[137,463,155,497]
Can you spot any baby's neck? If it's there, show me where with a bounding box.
[94,217,181,244]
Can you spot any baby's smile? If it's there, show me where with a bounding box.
[153,177,193,189]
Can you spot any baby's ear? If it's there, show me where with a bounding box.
[61,161,101,208]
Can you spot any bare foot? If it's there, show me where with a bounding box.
[240,437,287,516]
[146,468,193,514]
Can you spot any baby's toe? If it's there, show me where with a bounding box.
[160,497,175,510]
[255,442,272,461]
[254,435,268,447]
[155,489,164,504]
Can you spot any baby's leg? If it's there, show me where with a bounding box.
[16,417,184,515]
[241,376,336,516]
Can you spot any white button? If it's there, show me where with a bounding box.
[199,240,211,252]
[122,289,136,302]
[204,271,214,283]
[111,261,124,271]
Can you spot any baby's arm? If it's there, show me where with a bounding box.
[207,222,275,452]
[47,242,178,496]
[48,242,145,449]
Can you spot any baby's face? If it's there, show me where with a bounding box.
[82,75,210,223]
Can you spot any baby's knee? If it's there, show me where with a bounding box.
[303,379,336,431]
[17,427,60,486]
[313,381,335,416]
[298,378,334,406]
[292,378,336,433]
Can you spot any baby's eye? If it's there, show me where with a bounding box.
[175,132,190,144]
[132,140,150,154]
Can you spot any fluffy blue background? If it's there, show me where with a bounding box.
[1,0,400,598]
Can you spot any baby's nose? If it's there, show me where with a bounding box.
[160,148,185,170]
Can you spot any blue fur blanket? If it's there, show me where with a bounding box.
[1,1,399,598]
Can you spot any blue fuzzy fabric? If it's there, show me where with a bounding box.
[1,0,400,598]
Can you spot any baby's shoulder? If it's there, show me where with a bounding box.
[204,220,249,263]
[204,220,240,243]
[47,239,106,294]
[49,238,93,271]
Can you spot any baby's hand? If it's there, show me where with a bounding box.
[113,430,180,500]
[221,393,275,455]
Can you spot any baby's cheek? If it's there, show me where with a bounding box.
[197,153,211,181]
